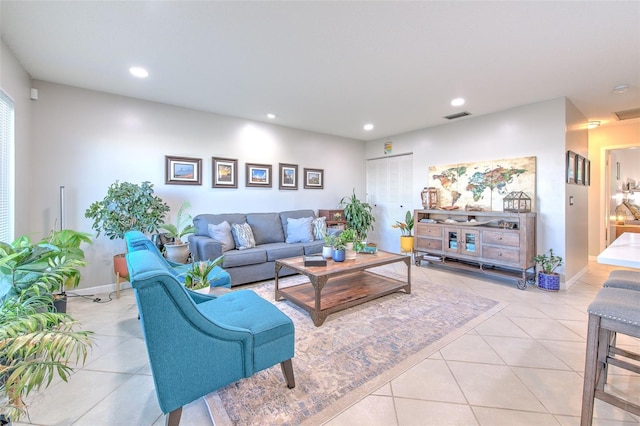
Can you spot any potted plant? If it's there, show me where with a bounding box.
[0,237,94,422]
[339,228,358,260]
[340,190,375,243]
[392,210,415,254]
[322,234,335,259]
[533,249,563,291]
[332,238,346,262]
[159,201,197,264]
[84,181,169,278]
[181,256,224,293]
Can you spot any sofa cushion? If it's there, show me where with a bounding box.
[280,209,316,236]
[264,242,305,261]
[207,221,235,252]
[193,213,247,236]
[246,213,285,245]
[285,216,314,243]
[231,223,256,250]
[222,247,267,268]
[312,216,327,240]
[302,240,324,255]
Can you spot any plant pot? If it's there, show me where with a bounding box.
[538,272,560,291]
[164,242,190,264]
[113,253,129,279]
[333,249,346,262]
[53,293,67,313]
[400,236,414,254]
[322,245,334,259]
[345,242,357,260]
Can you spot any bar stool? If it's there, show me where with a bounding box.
[603,269,640,291]
[581,287,640,425]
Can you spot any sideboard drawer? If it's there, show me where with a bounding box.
[416,237,443,251]
[482,246,520,263]
[483,230,520,247]
[416,225,442,238]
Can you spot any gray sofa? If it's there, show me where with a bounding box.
[189,209,334,286]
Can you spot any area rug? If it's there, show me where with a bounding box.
[205,269,503,426]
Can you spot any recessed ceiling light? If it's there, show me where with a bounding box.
[129,66,149,78]
[266,113,276,119]
[451,97,465,107]
[363,123,374,131]
[613,84,629,94]
[587,121,601,129]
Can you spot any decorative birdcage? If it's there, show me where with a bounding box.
[503,191,531,213]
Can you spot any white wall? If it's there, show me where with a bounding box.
[0,40,33,237]
[29,80,366,288]
[366,98,577,282]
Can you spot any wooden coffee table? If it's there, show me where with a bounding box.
[275,251,411,326]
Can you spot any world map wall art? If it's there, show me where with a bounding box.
[428,156,536,212]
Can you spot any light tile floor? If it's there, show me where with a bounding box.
[15,260,640,426]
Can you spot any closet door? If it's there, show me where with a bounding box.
[366,154,413,253]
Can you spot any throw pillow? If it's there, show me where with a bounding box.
[312,216,327,240]
[285,216,314,243]
[207,221,235,252]
[231,222,256,250]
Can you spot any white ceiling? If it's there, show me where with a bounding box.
[1,1,639,141]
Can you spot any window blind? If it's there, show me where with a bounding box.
[0,89,14,243]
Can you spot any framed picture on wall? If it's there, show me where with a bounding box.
[212,157,238,188]
[165,156,202,185]
[566,151,576,184]
[304,168,324,189]
[246,163,272,187]
[585,159,591,186]
[576,155,584,185]
[279,163,298,190]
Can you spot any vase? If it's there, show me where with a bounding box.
[400,236,414,254]
[333,249,345,262]
[164,242,190,264]
[538,272,560,291]
[345,242,357,260]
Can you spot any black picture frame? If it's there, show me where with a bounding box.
[303,168,324,189]
[246,163,272,187]
[566,151,576,184]
[279,163,298,190]
[165,155,202,185]
[212,157,238,188]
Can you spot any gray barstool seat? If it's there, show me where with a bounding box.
[581,287,640,425]
[604,269,640,291]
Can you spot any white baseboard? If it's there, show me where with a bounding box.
[67,281,132,297]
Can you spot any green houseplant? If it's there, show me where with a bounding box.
[181,256,224,292]
[159,201,197,264]
[84,181,169,277]
[340,190,375,242]
[533,249,563,291]
[393,210,415,254]
[322,234,335,259]
[0,237,93,421]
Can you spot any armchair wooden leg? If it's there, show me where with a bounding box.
[281,359,295,389]
[116,272,123,299]
[165,407,182,426]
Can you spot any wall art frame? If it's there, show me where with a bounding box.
[304,168,324,189]
[279,163,298,190]
[576,154,584,185]
[246,163,272,187]
[165,155,202,185]
[585,159,591,186]
[212,157,238,188]
[566,150,576,184]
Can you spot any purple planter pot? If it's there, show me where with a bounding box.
[538,272,560,291]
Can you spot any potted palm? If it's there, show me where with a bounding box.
[84,181,169,278]
[1,236,94,422]
[533,249,563,291]
[392,210,414,254]
[159,201,197,264]
[181,256,224,293]
[340,190,375,243]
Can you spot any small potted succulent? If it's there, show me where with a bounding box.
[332,238,346,262]
[533,249,563,291]
[322,234,335,259]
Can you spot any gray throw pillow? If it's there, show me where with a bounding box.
[207,221,235,252]
[312,216,327,240]
[231,222,256,250]
[286,217,314,243]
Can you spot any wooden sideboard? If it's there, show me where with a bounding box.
[413,209,537,289]
[318,209,347,230]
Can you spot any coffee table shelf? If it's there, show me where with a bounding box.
[275,251,411,326]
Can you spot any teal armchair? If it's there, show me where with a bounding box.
[125,230,231,288]
[126,250,295,425]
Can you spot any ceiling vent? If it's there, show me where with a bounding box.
[443,111,471,120]
[614,108,640,121]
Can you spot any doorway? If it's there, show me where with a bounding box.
[605,147,640,246]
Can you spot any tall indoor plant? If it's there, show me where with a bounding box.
[340,190,375,243]
[84,181,169,277]
[159,201,197,264]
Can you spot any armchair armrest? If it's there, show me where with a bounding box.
[189,235,223,262]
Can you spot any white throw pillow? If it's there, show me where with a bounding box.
[231,222,256,250]
[312,216,327,240]
[286,216,314,243]
[207,221,235,252]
